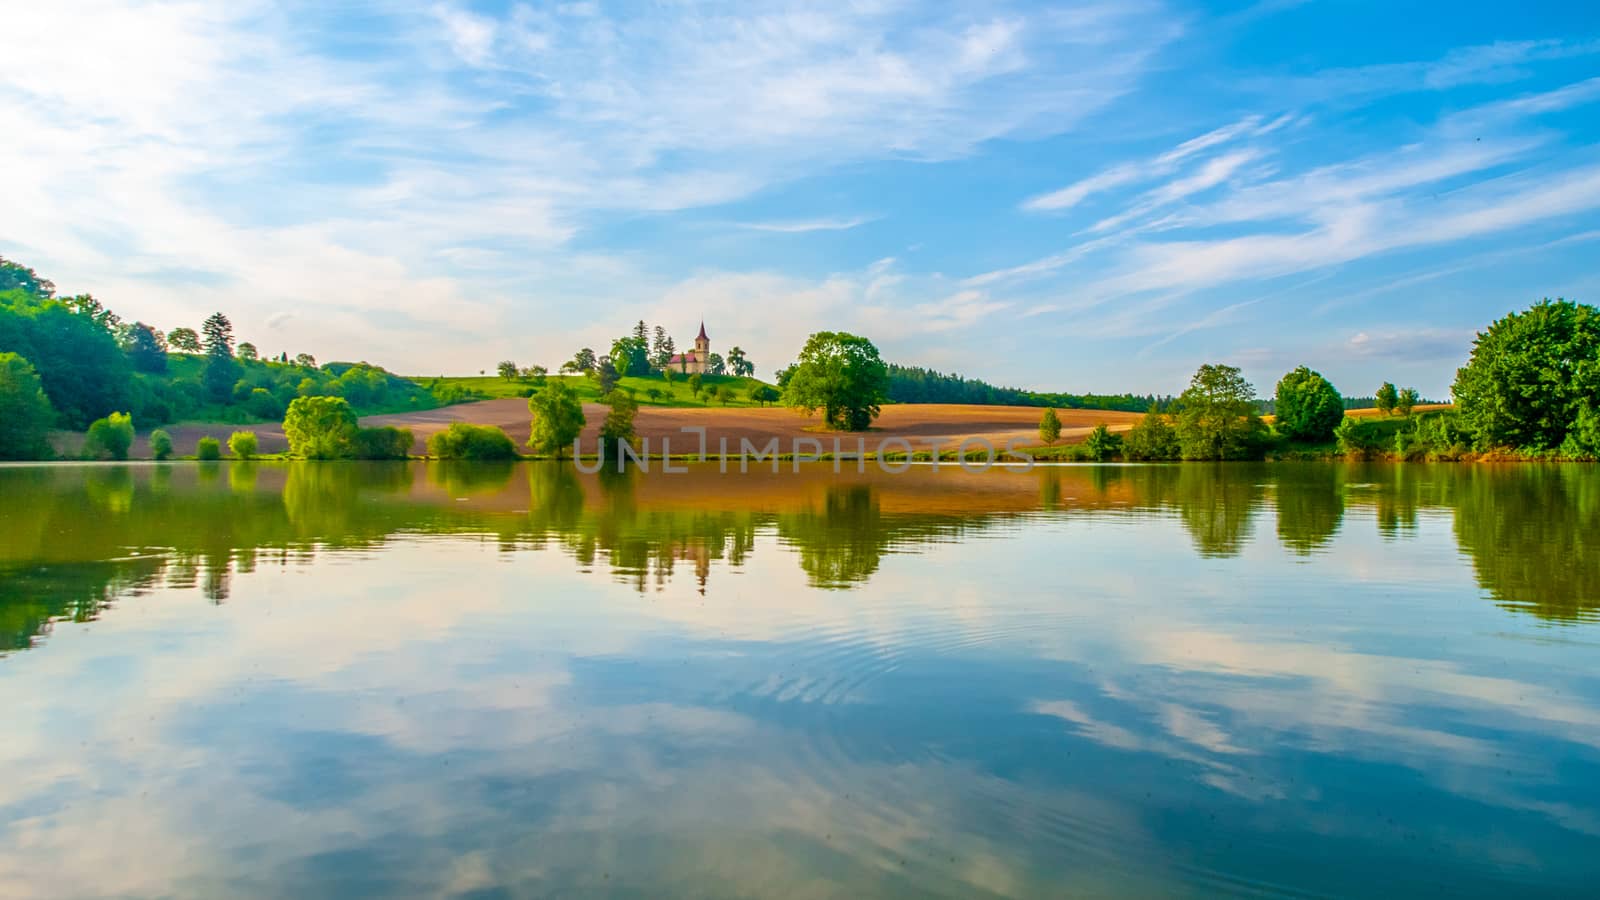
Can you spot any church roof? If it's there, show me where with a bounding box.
[697,320,708,341]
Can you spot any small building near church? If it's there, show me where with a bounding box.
[665,321,711,375]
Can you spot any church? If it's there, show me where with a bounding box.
[664,321,712,375]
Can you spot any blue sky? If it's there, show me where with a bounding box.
[3,1,1598,398]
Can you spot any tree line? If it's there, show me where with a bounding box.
[0,255,439,460]
[885,363,1170,412]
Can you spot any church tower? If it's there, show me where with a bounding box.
[694,320,709,360]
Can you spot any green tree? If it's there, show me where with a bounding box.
[708,352,726,376]
[610,334,651,377]
[2,287,132,427]
[1273,366,1344,441]
[1375,381,1398,416]
[688,372,704,399]
[283,395,359,459]
[1453,299,1600,453]
[426,423,516,459]
[196,436,222,461]
[498,360,519,381]
[563,347,597,374]
[149,429,174,461]
[747,383,778,406]
[782,331,889,431]
[228,430,258,459]
[726,346,754,377]
[201,312,237,401]
[0,255,55,298]
[236,342,258,362]
[294,353,316,368]
[1396,386,1419,417]
[1175,364,1265,460]
[124,323,168,374]
[599,389,639,460]
[594,358,620,394]
[1039,408,1061,446]
[166,327,201,353]
[1085,423,1121,461]
[0,353,54,459]
[84,411,134,460]
[1123,411,1180,460]
[528,380,586,458]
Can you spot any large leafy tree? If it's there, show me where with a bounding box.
[124,322,168,373]
[0,256,55,298]
[1453,298,1600,452]
[1175,363,1266,460]
[528,380,586,457]
[781,331,889,431]
[167,327,201,353]
[0,287,130,427]
[1375,381,1398,415]
[726,346,754,377]
[598,389,639,460]
[0,352,55,459]
[283,395,358,459]
[1273,366,1343,441]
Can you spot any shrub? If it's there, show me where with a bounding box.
[228,430,259,459]
[149,429,174,461]
[84,411,134,460]
[425,423,516,459]
[1085,423,1122,461]
[353,426,414,460]
[196,436,222,460]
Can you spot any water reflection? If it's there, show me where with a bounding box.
[5,462,1600,654]
[2,461,1600,896]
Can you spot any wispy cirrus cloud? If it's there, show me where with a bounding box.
[737,217,877,233]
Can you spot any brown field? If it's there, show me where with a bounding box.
[116,402,1143,457]
[1342,403,1452,418]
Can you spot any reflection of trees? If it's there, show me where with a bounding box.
[426,460,515,497]
[778,486,888,588]
[1453,466,1600,623]
[1128,464,1264,559]
[1273,465,1345,556]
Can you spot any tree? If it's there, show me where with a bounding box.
[1375,381,1398,416]
[727,346,754,377]
[781,332,889,431]
[0,255,56,298]
[651,325,670,367]
[283,395,359,459]
[1453,299,1600,452]
[594,357,620,395]
[167,327,201,353]
[295,353,317,368]
[2,287,132,428]
[1085,423,1121,461]
[564,347,597,374]
[522,364,548,386]
[1175,364,1265,460]
[1273,366,1343,442]
[1123,411,1180,460]
[149,428,174,461]
[611,335,651,376]
[196,436,222,460]
[236,342,258,362]
[0,353,54,459]
[64,294,120,331]
[599,389,638,460]
[124,323,168,374]
[1039,408,1061,446]
[1396,387,1419,417]
[84,411,134,460]
[688,372,703,399]
[528,380,586,457]
[747,383,778,406]
[201,312,237,401]
[707,352,726,376]
[427,423,517,459]
[498,360,519,381]
[228,430,259,459]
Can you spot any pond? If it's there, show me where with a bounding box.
[2,461,1598,897]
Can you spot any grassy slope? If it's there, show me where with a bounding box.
[410,373,778,408]
[162,354,442,422]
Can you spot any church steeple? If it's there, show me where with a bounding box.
[696,320,708,341]
[694,320,710,357]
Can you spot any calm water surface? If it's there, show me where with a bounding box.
[2,461,1599,897]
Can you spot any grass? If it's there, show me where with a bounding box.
[407,373,779,408]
